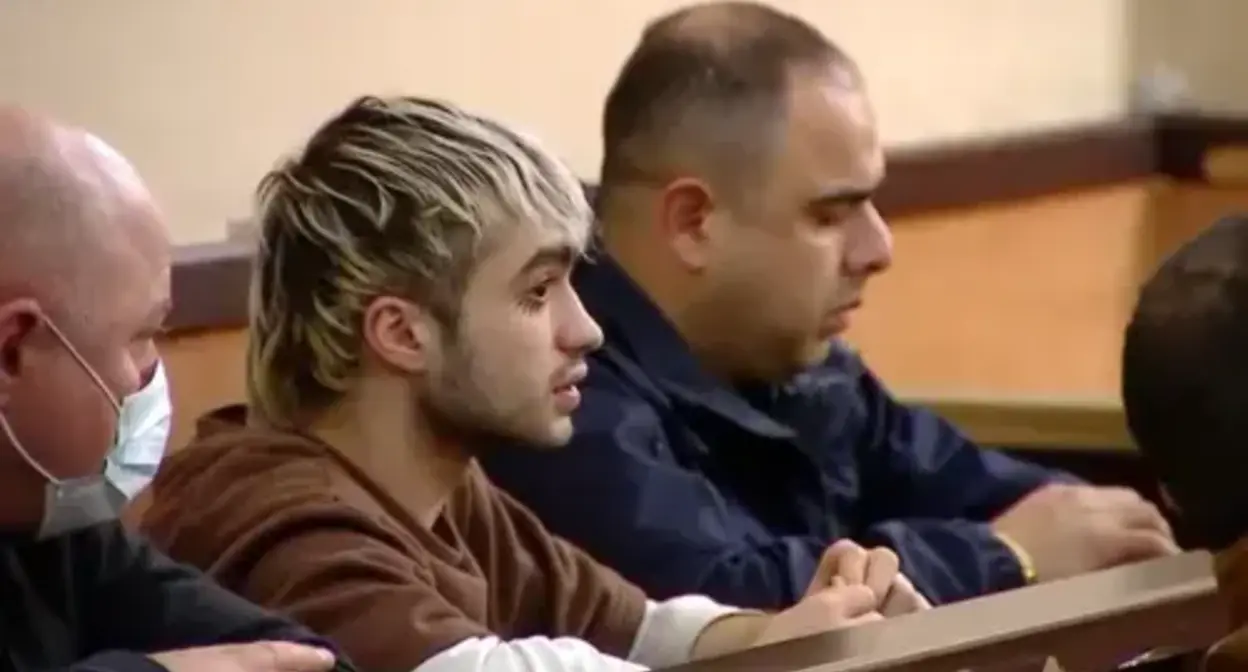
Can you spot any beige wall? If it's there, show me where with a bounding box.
[1130,0,1248,115]
[0,0,1131,244]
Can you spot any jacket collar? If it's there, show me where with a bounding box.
[574,253,794,443]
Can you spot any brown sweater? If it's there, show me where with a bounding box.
[140,405,648,671]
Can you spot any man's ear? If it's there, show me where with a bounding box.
[361,296,434,375]
[657,177,717,272]
[0,298,41,405]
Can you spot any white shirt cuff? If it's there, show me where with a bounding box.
[626,595,743,669]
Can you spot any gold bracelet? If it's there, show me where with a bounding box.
[994,531,1038,584]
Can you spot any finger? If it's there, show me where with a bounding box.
[881,574,931,615]
[834,544,868,586]
[817,581,879,618]
[246,642,336,672]
[809,540,856,589]
[839,611,885,630]
[1115,500,1175,538]
[1131,497,1177,539]
[807,540,863,596]
[1108,531,1181,566]
[862,548,900,600]
[822,575,849,600]
[1157,512,1175,540]
[1098,490,1178,537]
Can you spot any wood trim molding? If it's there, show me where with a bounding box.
[1155,112,1248,181]
[169,241,255,334]
[164,112,1248,334]
[902,394,1132,451]
[875,121,1154,216]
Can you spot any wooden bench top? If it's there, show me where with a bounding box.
[666,552,1224,672]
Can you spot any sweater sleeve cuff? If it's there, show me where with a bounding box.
[626,595,742,669]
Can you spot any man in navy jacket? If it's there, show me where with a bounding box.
[481,1,1178,608]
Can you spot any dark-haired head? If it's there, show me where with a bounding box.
[595,2,892,384]
[599,1,855,211]
[1123,213,1248,550]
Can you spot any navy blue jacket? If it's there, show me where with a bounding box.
[481,255,1072,608]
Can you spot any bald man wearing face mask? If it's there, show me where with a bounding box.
[0,106,348,672]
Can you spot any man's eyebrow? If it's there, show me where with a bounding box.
[808,184,878,208]
[515,243,577,277]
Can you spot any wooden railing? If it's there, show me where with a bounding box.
[665,552,1224,672]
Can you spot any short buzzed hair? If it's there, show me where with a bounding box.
[1122,214,1248,550]
[598,1,852,207]
[248,96,590,427]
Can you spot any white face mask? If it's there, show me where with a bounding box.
[0,316,172,538]
[105,359,172,500]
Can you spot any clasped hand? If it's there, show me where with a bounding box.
[755,540,931,646]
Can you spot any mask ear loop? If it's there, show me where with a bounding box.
[40,318,122,413]
[0,315,124,485]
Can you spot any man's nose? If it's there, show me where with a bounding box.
[845,204,893,276]
[559,289,604,354]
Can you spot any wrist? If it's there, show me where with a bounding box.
[993,530,1038,585]
[632,596,749,668]
[692,610,770,659]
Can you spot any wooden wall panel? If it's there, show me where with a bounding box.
[1141,183,1248,268]
[160,328,248,452]
[847,182,1158,399]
